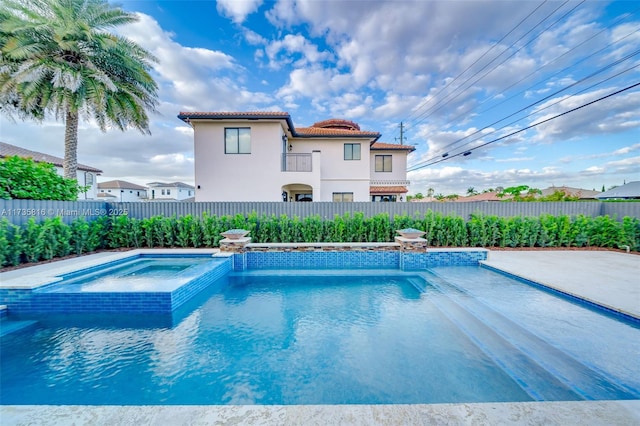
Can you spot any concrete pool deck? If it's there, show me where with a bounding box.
[1,249,639,425]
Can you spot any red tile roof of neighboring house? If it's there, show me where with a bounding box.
[98,180,147,190]
[0,141,102,173]
[457,191,511,202]
[97,192,117,198]
[370,186,409,194]
[371,142,416,152]
[540,186,601,199]
[147,181,195,189]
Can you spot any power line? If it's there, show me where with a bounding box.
[435,13,640,142]
[408,81,640,172]
[413,47,640,164]
[404,0,585,135]
[407,58,640,172]
[401,0,549,125]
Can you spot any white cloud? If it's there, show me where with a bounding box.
[118,13,273,112]
[531,88,640,141]
[265,34,332,69]
[216,0,263,24]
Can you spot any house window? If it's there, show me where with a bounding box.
[188,190,192,196]
[167,189,171,195]
[372,195,397,202]
[85,173,94,185]
[107,190,111,193]
[295,193,313,202]
[333,192,354,202]
[161,189,165,195]
[137,191,140,196]
[344,143,360,160]
[225,128,251,154]
[375,155,392,172]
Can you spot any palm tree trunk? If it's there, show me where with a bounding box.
[63,110,79,180]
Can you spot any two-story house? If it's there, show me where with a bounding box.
[0,141,102,200]
[177,112,414,202]
[98,180,148,202]
[146,182,195,201]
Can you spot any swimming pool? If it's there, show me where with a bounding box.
[1,266,638,405]
[14,254,231,314]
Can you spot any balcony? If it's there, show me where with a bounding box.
[370,179,410,186]
[282,153,312,172]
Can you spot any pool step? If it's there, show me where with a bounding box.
[0,317,39,337]
[424,272,639,401]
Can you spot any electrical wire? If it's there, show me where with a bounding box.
[402,0,550,125]
[405,0,584,133]
[408,47,640,168]
[408,81,640,172]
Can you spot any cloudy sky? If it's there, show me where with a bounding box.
[1,0,639,195]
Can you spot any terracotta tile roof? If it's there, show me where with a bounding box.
[370,186,409,194]
[147,181,195,189]
[98,180,147,190]
[178,111,290,120]
[311,118,361,130]
[295,126,380,138]
[96,192,118,198]
[540,186,601,199]
[371,142,416,152]
[0,141,102,173]
[457,191,511,202]
[177,111,380,139]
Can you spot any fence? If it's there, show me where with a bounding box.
[1,199,638,226]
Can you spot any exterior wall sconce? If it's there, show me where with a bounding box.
[288,144,293,151]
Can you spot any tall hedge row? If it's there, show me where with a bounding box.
[1,211,638,268]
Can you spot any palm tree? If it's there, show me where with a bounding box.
[0,0,158,179]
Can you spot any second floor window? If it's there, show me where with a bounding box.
[225,128,251,154]
[375,155,392,172]
[344,143,360,160]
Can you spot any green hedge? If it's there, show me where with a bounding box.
[1,211,638,268]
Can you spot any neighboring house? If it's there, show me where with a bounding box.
[98,180,148,202]
[0,141,102,200]
[147,181,195,201]
[597,181,640,200]
[177,112,415,202]
[539,186,601,200]
[458,191,511,202]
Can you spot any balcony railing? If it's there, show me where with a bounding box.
[282,153,312,172]
[370,179,410,186]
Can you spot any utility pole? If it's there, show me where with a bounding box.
[396,122,405,145]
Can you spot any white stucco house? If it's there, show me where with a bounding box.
[177,112,415,202]
[0,141,102,200]
[146,181,195,201]
[98,180,148,202]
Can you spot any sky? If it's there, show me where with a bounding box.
[1,0,639,196]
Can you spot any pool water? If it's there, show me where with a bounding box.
[36,256,217,293]
[1,267,638,405]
